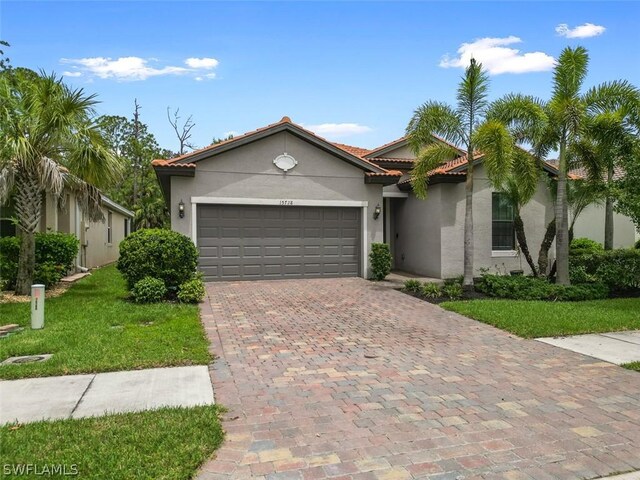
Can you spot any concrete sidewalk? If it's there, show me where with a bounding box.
[537,330,640,365]
[0,365,214,425]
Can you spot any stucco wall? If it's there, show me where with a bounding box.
[82,207,129,269]
[572,204,637,248]
[169,131,384,276]
[375,144,414,159]
[396,165,555,279]
[392,185,442,278]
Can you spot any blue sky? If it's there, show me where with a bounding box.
[2,1,639,153]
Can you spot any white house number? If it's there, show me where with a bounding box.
[279,200,294,206]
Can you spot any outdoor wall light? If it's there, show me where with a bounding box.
[373,203,381,220]
[178,199,185,218]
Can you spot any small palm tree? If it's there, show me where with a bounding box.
[487,46,638,284]
[407,59,510,287]
[0,69,121,294]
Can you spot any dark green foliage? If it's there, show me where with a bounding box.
[636,238,640,249]
[403,279,422,293]
[178,278,206,303]
[444,276,464,286]
[131,277,167,303]
[442,283,464,300]
[0,233,79,288]
[369,243,392,281]
[117,229,198,290]
[421,282,442,298]
[476,274,608,301]
[570,249,640,291]
[570,237,603,256]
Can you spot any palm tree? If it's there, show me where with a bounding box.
[0,69,121,294]
[407,59,509,287]
[487,46,638,284]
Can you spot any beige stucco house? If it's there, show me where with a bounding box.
[1,193,133,270]
[153,116,637,282]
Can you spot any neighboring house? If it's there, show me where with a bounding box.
[1,193,133,270]
[153,116,637,282]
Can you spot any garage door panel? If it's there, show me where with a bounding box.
[197,205,360,281]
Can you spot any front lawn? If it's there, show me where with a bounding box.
[0,265,210,380]
[1,405,224,480]
[441,298,640,338]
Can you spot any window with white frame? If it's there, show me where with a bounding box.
[492,193,515,251]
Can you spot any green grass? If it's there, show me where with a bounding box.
[1,406,224,480]
[0,265,210,379]
[623,362,640,372]
[441,298,640,338]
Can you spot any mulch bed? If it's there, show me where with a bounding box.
[0,284,70,304]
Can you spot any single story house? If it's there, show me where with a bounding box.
[153,116,637,282]
[1,193,133,270]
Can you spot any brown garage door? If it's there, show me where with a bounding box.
[197,205,361,281]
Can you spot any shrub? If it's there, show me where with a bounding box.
[117,229,198,290]
[635,238,640,249]
[369,243,392,281]
[421,282,442,299]
[131,277,167,303]
[476,274,608,301]
[442,283,463,300]
[403,279,422,293]
[570,249,640,292]
[0,233,79,289]
[443,276,464,286]
[570,237,603,256]
[177,278,206,303]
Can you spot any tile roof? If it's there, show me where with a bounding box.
[368,157,415,164]
[332,143,372,158]
[365,170,403,177]
[151,159,196,168]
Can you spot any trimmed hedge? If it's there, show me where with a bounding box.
[570,237,603,256]
[636,238,640,249]
[570,249,640,292]
[178,278,206,303]
[0,233,79,288]
[131,277,167,303]
[117,229,198,290]
[369,243,392,281]
[476,274,609,301]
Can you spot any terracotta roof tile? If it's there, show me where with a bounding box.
[332,143,371,158]
[369,157,415,164]
[365,170,403,177]
[151,159,196,168]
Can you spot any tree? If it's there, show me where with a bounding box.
[167,107,195,155]
[486,46,638,284]
[0,69,121,294]
[615,140,640,229]
[98,109,171,229]
[407,59,509,287]
[0,40,10,71]
[212,134,234,145]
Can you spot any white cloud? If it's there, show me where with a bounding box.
[59,56,219,81]
[556,23,606,38]
[62,71,82,77]
[185,57,219,69]
[305,123,372,138]
[440,36,556,75]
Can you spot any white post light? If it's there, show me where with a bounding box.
[31,284,45,330]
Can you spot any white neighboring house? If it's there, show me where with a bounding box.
[1,193,133,270]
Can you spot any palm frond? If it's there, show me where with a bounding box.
[486,94,548,144]
[583,80,640,115]
[472,120,514,188]
[406,101,464,154]
[64,174,105,222]
[37,156,66,197]
[552,46,589,102]
[457,58,490,133]
[0,164,15,203]
[511,148,541,207]
[410,142,460,199]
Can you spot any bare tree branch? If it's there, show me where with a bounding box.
[167,107,196,155]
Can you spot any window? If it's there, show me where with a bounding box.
[107,211,113,244]
[492,193,515,251]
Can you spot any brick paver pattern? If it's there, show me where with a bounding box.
[197,278,640,480]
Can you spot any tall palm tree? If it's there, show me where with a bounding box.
[0,69,121,294]
[407,59,509,287]
[487,46,638,284]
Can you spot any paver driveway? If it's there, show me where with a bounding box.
[198,278,640,480]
